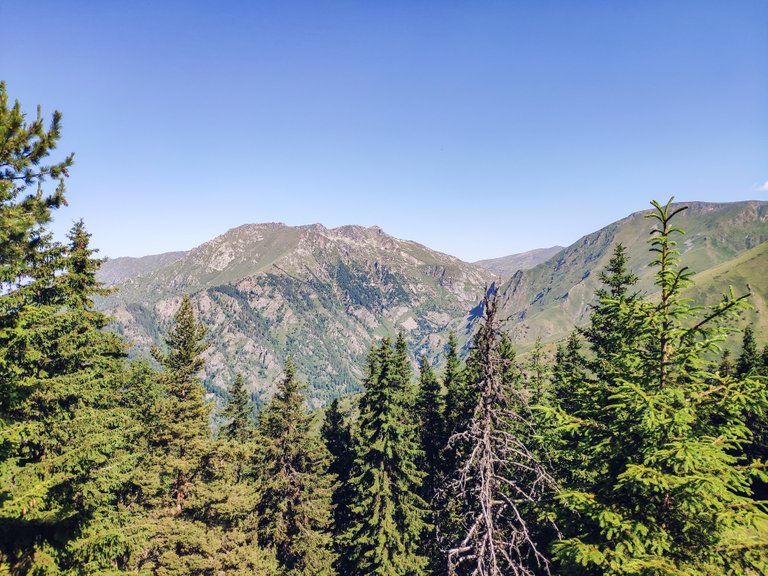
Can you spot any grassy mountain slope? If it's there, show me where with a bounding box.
[496,201,768,347]
[681,240,768,342]
[98,223,493,406]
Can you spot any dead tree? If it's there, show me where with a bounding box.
[445,290,556,576]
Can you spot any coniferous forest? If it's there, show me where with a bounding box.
[2,87,768,576]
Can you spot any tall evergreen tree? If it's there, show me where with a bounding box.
[150,294,211,512]
[416,355,448,485]
[257,359,336,575]
[416,354,448,575]
[344,338,429,576]
[737,325,760,377]
[222,373,254,443]
[0,86,137,572]
[551,199,768,575]
[322,398,356,574]
[526,337,549,407]
[444,333,470,436]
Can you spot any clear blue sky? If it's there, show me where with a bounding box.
[2,1,766,261]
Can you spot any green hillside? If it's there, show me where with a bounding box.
[497,200,768,348]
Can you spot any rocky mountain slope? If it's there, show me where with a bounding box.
[97,223,493,406]
[98,201,768,404]
[495,201,768,347]
[474,246,564,276]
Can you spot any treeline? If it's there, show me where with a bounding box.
[2,86,768,575]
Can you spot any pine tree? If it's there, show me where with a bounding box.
[257,359,336,575]
[223,373,254,442]
[415,354,449,575]
[0,221,139,572]
[526,337,549,407]
[149,294,211,512]
[551,199,768,575]
[718,349,734,377]
[737,325,760,377]
[0,86,137,572]
[444,333,470,436]
[344,338,429,576]
[321,398,355,574]
[446,291,555,576]
[0,80,73,294]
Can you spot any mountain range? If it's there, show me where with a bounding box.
[97,200,768,404]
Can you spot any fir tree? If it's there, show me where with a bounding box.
[444,333,470,436]
[257,359,336,575]
[551,199,768,575]
[223,373,254,442]
[344,338,429,576]
[416,354,448,575]
[149,294,211,512]
[737,324,760,377]
[321,398,355,574]
[0,86,135,572]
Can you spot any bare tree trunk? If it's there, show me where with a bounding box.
[445,290,556,576]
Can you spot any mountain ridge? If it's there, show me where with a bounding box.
[97,221,494,405]
[97,200,768,403]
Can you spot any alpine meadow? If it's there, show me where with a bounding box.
[1,4,768,575]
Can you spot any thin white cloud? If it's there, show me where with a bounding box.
[756,180,768,193]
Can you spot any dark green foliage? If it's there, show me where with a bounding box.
[0,86,136,572]
[149,294,211,512]
[344,338,429,576]
[0,222,136,572]
[718,348,734,378]
[0,80,73,288]
[737,325,761,377]
[526,337,549,407]
[551,199,768,575]
[321,399,355,574]
[415,355,448,575]
[258,359,336,575]
[444,333,470,436]
[416,355,447,483]
[222,373,254,442]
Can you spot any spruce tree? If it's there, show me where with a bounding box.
[444,333,470,436]
[737,325,760,377]
[150,294,211,512]
[416,354,447,484]
[321,398,355,574]
[0,86,136,572]
[526,337,550,407]
[257,359,336,575]
[416,354,448,575]
[718,349,734,378]
[223,373,254,442]
[344,338,429,576]
[551,199,768,574]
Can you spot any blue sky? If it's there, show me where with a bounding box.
[1,1,766,261]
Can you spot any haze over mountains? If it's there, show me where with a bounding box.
[97,200,768,404]
[474,246,564,276]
